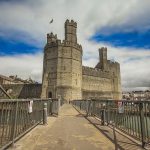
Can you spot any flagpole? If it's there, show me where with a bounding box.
[49,19,53,33]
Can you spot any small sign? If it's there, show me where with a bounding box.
[118,102,124,113]
[28,100,33,113]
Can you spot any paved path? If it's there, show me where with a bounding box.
[86,117,144,150]
[10,104,114,150]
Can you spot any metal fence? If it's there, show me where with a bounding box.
[0,85,11,99]
[71,99,150,148]
[0,98,59,149]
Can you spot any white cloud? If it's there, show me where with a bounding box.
[0,53,43,82]
[81,39,150,90]
[1,0,150,42]
[0,0,150,91]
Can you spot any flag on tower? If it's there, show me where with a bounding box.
[50,19,53,24]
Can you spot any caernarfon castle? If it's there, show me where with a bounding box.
[41,19,122,100]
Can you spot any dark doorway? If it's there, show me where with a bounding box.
[48,92,52,98]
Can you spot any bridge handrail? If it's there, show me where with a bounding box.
[71,99,150,148]
[0,98,59,102]
[0,98,61,149]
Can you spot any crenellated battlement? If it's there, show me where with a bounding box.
[45,39,82,50]
[47,39,82,50]
[47,32,58,44]
[99,47,107,51]
[82,66,112,78]
[65,19,77,43]
[65,19,77,27]
[107,60,119,66]
[47,32,57,39]
[62,40,82,50]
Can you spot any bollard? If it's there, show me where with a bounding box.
[43,102,48,125]
[58,98,61,115]
[50,100,53,115]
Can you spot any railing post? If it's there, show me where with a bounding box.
[86,100,88,114]
[43,102,48,125]
[86,101,88,115]
[91,100,95,116]
[139,102,146,148]
[79,102,81,110]
[106,101,110,125]
[86,100,91,116]
[11,101,18,147]
[101,109,105,125]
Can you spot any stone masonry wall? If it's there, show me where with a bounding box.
[2,84,42,99]
[82,66,113,99]
[41,20,122,101]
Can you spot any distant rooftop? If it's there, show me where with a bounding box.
[0,74,37,84]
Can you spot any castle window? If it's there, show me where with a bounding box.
[48,92,52,98]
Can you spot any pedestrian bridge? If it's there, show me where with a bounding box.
[0,99,149,150]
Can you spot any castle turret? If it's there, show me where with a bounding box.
[47,32,57,43]
[41,31,59,99]
[99,47,108,70]
[41,19,82,101]
[65,19,77,43]
[56,19,82,100]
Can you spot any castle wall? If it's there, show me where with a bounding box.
[41,20,83,101]
[41,43,58,98]
[82,66,113,99]
[41,20,122,101]
[2,84,42,99]
[56,43,82,100]
[82,61,122,100]
[107,61,122,99]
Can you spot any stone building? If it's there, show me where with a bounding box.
[0,74,36,84]
[0,74,17,84]
[41,19,122,100]
[0,74,41,99]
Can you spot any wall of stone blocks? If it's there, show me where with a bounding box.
[2,84,42,99]
[41,20,122,101]
[82,74,113,99]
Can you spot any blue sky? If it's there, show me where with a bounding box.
[91,30,150,49]
[1,27,150,55]
[0,37,40,55]
[0,0,150,91]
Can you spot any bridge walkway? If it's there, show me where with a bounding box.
[9,104,143,150]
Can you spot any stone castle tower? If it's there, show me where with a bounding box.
[41,19,122,100]
[41,20,82,100]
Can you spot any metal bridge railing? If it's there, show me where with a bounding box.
[71,99,150,148]
[0,85,12,99]
[0,98,60,149]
